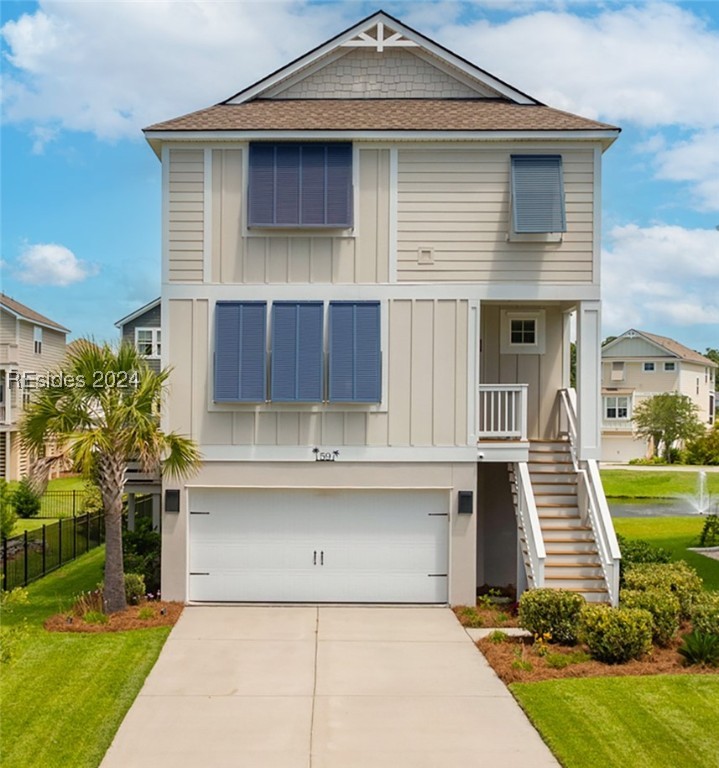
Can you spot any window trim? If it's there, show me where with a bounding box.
[134,327,161,359]
[500,310,546,355]
[643,362,655,373]
[664,361,676,372]
[33,326,42,355]
[604,395,631,421]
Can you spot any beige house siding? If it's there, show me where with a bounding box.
[397,148,594,282]
[270,48,488,100]
[209,147,390,284]
[0,310,16,345]
[480,305,565,440]
[167,297,469,448]
[169,148,205,282]
[17,323,66,374]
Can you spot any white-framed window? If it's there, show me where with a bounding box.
[500,310,546,355]
[664,362,676,372]
[135,328,161,359]
[33,326,42,355]
[643,362,655,372]
[604,395,630,420]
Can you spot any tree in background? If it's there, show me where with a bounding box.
[20,340,200,613]
[632,392,704,463]
[703,348,719,365]
[684,423,719,466]
[0,480,18,539]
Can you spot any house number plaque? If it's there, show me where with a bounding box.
[313,448,340,462]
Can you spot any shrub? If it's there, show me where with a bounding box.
[73,589,104,616]
[578,605,653,664]
[487,630,508,643]
[83,610,108,625]
[621,589,681,646]
[123,516,161,594]
[12,479,40,519]
[545,650,592,669]
[518,588,585,645]
[684,424,719,466]
[623,562,703,618]
[0,621,30,664]
[0,587,29,612]
[138,606,156,620]
[699,515,719,548]
[0,480,17,538]
[691,593,719,636]
[124,573,146,605]
[678,631,719,667]
[616,534,672,585]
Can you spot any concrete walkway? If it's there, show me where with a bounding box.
[101,606,559,768]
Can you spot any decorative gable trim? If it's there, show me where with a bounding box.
[223,11,538,106]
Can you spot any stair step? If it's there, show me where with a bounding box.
[537,508,581,518]
[546,554,601,565]
[540,518,589,529]
[545,576,606,591]
[546,544,599,556]
[533,494,579,505]
[542,531,596,542]
[530,477,577,488]
[528,462,574,472]
[545,564,604,577]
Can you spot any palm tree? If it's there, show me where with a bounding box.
[21,339,200,613]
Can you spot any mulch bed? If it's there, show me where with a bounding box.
[44,601,183,633]
[453,604,520,629]
[478,629,719,684]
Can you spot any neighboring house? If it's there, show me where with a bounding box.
[144,12,622,606]
[0,293,69,480]
[115,298,162,373]
[601,329,717,463]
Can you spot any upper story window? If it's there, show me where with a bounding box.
[248,143,353,229]
[510,155,566,234]
[664,362,676,372]
[213,300,381,404]
[135,328,161,359]
[610,361,625,382]
[33,326,42,355]
[643,362,655,372]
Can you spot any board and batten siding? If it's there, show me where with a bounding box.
[208,147,390,285]
[167,297,469,448]
[396,148,595,283]
[168,149,205,282]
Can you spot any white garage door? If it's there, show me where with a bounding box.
[189,488,449,603]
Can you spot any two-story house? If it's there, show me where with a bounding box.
[115,298,162,373]
[144,12,622,606]
[601,329,717,463]
[0,293,69,480]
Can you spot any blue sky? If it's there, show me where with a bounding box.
[1,1,718,352]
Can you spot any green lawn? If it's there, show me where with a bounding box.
[613,516,719,590]
[10,518,49,536]
[0,547,171,768]
[512,675,719,768]
[46,476,86,492]
[601,469,719,499]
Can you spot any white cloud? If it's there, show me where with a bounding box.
[602,224,719,337]
[15,243,96,286]
[1,1,351,140]
[439,3,719,129]
[646,130,719,212]
[2,2,717,141]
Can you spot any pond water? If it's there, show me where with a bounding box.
[609,499,702,518]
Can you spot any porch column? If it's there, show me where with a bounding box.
[576,300,602,460]
[127,493,136,532]
[152,493,161,532]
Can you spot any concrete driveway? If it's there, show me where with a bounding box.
[101,606,559,768]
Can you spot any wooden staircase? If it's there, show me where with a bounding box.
[517,440,610,603]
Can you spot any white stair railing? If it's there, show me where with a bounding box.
[513,462,546,590]
[478,384,528,440]
[558,389,621,605]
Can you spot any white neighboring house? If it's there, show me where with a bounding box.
[144,11,623,606]
[0,293,70,480]
[601,329,717,463]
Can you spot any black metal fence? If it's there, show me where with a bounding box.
[1,512,105,591]
[38,490,91,519]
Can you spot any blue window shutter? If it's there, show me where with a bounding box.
[271,302,323,402]
[214,301,266,402]
[329,301,381,402]
[249,143,352,228]
[325,144,353,227]
[275,145,300,226]
[511,155,566,233]
[248,144,276,227]
[300,145,327,226]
